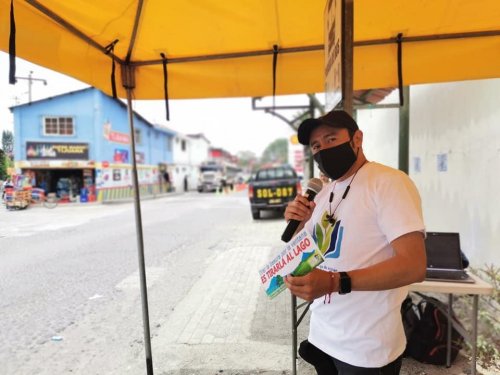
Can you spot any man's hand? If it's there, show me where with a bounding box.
[284,269,335,301]
[284,194,316,223]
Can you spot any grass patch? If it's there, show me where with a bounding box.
[454,264,500,370]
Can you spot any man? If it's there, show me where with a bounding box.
[284,110,426,374]
[2,177,14,199]
[163,170,171,192]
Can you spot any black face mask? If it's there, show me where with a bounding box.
[313,140,357,180]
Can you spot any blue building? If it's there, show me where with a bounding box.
[11,87,175,201]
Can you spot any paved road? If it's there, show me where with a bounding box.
[0,192,478,374]
[1,192,304,374]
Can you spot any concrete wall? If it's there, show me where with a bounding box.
[170,134,209,191]
[98,92,174,165]
[13,89,97,161]
[357,100,399,168]
[13,88,175,167]
[173,135,191,165]
[356,79,500,267]
[188,135,210,166]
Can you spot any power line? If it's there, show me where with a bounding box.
[14,71,48,103]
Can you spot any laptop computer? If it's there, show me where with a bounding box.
[425,232,475,283]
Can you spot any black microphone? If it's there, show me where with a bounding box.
[281,178,323,242]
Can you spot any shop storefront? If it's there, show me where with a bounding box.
[17,141,96,201]
[12,88,176,203]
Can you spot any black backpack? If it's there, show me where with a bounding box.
[401,295,464,365]
[401,295,419,356]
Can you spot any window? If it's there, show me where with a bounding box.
[181,140,186,151]
[256,167,296,181]
[44,117,74,136]
[134,129,142,145]
[166,137,172,152]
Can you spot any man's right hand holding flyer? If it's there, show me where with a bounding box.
[258,228,324,299]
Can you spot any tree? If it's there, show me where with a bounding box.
[236,150,258,170]
[2,130,14,157]
[0,149,7,180]
[260,138,288,165]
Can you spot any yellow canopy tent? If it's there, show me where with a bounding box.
[1,1,500,100]
[2,1,500,373]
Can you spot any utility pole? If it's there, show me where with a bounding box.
[14,71,47,103]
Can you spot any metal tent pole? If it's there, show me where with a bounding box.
[291,295,298,375]
[123,65,154,375]
[398,86,410,174]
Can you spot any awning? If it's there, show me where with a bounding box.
[1,1,499,100]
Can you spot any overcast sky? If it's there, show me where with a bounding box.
[0,52,315,157]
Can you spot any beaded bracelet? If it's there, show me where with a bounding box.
[329,272,336,294]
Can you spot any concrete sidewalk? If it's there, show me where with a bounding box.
[147,243,480,375]
[149,243,311,375]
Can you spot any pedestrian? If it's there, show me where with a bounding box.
[2,177,14,199]
[163,170,171,192]
[220,177,228,194]
[283,109,426,375]
[39,179,48,195]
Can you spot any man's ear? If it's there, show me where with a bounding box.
[351,129,363,148]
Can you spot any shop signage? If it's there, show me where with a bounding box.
[135,152,145,164]
[15,160,94,169]
[324,0,342,110]
[103,121,130,144]
[107,131,130,144]
[26,142,89,160]
[113,169,122,181]
[288,140,304,175]
[114,148,129,163]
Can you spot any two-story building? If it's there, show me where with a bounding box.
[11,87,175,202]
[169,133,211,192]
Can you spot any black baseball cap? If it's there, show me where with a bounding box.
[297,110,359,145]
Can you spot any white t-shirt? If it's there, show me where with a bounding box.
[304,162,425,368]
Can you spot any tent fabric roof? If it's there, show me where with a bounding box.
[1,0,500,100]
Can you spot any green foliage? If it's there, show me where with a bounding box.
[0,149,7,180]
[2,130,14,155]
[261,138,288,165]
[236,150,258,170]
[455,264,500,370]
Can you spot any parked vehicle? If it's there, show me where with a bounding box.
[247,164,301,220]
[197,161,241,193]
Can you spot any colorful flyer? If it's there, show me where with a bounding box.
[259,228,324,299]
